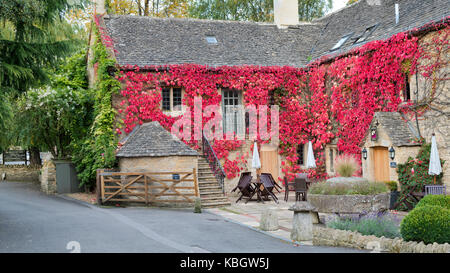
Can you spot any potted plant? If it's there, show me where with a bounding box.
[385,181,399,210]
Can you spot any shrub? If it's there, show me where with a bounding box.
[334,154,360,177]
[384,181,398,192]
[396,142,445,210]
[400,205,450,244]
[327,213,401,239]
[309,181,388,195]
[415,195,450,210]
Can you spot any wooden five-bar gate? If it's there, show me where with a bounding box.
[97,169,199,205]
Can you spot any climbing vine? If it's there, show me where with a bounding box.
[71,19,121,187]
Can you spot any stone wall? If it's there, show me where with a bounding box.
[361,125,421,183]
[409,30,450,190]
[313,226,450,253]
[40,160,57,194]
[0,165,40,182]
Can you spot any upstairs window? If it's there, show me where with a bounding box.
[206,36,218,44]
[353,24,378,44]
[403,74,411,101]
[161,87,183,111]
[330,33,353,51]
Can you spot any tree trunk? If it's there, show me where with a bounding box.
[144,0,150,16]
[29,146,41,167]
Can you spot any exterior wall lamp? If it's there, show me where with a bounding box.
[370,120,379,141]
[362,147,368,160]
[389,146,396,160]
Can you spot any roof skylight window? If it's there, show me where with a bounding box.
[330,33,353,51]
[353,24,379,44]
[206,36,218,44]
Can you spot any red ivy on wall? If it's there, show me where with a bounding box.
[96,15,449,182]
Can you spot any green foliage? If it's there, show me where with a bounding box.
[0,95,13,153]
[415,195,450,210]
[16,84,93,159]
[0,0,87,94]
[71,25,120,188]
[400,205,450,244]
[309,181,388,195]
[189,0,332,22]
[396,143,445,210]
[327,213,401,239]
[384,181,398,192]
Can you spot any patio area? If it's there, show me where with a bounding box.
[207,190,408,245]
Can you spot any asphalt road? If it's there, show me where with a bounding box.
[0,181,364,253]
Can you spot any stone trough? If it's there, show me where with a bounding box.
[308,193,390,214]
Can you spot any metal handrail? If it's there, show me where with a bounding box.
[202,133,226,193]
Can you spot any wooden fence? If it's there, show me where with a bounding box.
[97,169,199,205]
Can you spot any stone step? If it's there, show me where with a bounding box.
[200,190,224,195]
[198,170,214,175]
[198,185,222,190]
[200,195,229,201]
[198,175,217,180]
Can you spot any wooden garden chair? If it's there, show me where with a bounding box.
[232,172,256,203]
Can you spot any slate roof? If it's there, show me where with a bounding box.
[116,121,198,157]
[310,0,450,61]
[104,16,320,67]
[102,0,449,68]
[371,112,420,147]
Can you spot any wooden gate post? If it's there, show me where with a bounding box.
[193,168,199,197]
[96,169,103,205]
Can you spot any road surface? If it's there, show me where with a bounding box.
[0,181,364,253]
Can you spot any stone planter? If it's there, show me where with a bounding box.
[308,193,390,214]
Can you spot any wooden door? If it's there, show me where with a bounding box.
[373,147,389,182]
[261,150,279,181]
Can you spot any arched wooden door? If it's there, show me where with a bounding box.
[372,147,389,182]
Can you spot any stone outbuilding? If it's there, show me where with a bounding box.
[116,121,198,174]
[360,112,421,183]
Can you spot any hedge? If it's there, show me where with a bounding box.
[415,195,450,210]
[400,205,450,244]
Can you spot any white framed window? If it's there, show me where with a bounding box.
[221,88,244,137]
[161,87,183,112]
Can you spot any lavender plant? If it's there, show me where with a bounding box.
[326,212,401,239]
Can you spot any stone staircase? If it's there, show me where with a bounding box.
[197,157,231,208]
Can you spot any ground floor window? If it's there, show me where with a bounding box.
[297,144,304,166]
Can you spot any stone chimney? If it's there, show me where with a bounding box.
[274,0,299,28]
[94,0,106,14]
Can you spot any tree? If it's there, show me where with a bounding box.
[105,0,190,17]
[0,0,87,165]
[0,0,87,94]
[188,0,332,22]
[15,50,93,160]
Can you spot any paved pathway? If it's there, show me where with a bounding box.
[0,181,364,253]
[210,192,405,244]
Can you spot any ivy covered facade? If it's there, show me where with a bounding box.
[85,0,450,193]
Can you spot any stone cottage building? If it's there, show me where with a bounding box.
[88,0,450,203]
